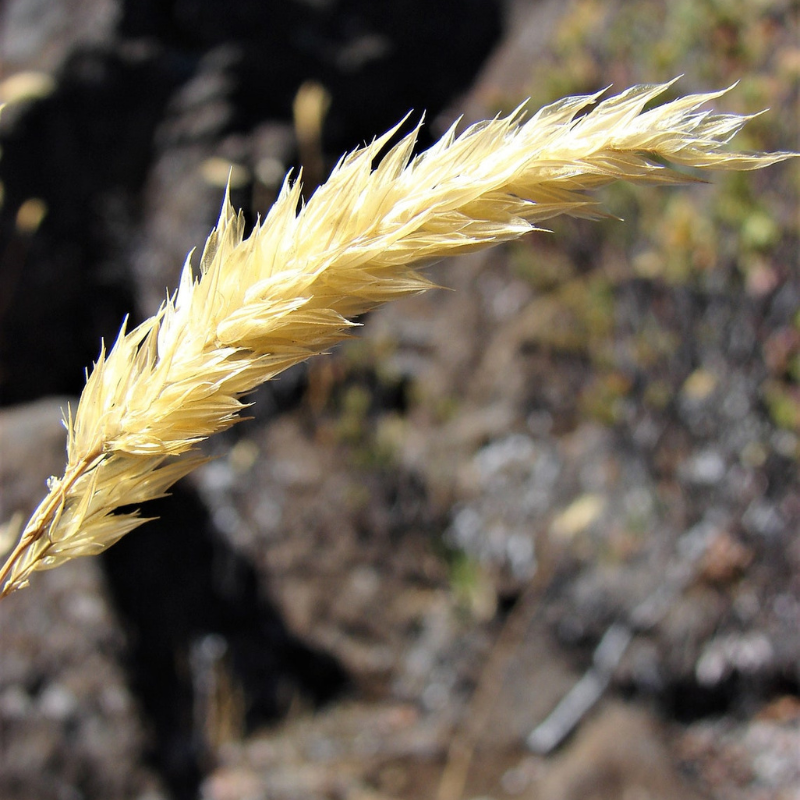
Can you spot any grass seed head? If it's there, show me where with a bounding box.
[0,81,795,597]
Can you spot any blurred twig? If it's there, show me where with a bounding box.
[527,519,717,754]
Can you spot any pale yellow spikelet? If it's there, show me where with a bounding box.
[0,81,795,597]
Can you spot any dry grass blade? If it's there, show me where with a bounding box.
[0,80,795,597]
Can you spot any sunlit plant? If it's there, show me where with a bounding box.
[0,80,794,597]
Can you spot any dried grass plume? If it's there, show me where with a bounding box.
[0,80,795,597]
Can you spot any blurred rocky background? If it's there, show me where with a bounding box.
[0,1,798,799]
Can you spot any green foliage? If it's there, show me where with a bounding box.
[503,0,799,435]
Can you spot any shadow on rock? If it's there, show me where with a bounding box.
[102,482,350,800]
